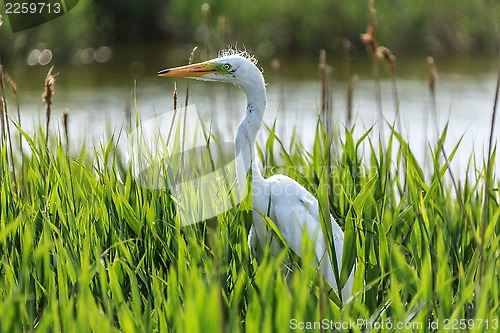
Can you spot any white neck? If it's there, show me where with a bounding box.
[235,73,266,188]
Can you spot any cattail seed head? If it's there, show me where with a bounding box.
[5,73,17,94]
[43,66,56,105]
[376,46,396,71]
[360,33,372,44]
[43,66,57,144]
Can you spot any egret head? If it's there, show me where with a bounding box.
[158,52,263,89]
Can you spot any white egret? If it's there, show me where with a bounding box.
[158,50,355,302]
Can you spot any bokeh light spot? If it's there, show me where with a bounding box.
[38,49,53,65]
[95,46,112,63]
[27,49,41,66]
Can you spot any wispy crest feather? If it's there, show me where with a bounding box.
[218,46,257,65]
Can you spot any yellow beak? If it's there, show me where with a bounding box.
[157,62,215,78]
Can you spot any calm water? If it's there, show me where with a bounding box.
[5,51,499,177]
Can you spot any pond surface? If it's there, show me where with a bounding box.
[4,49,499,177]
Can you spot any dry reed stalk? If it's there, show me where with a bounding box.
[479,52,500,284]
[5,73,24,195]
[319,50,328,115]
[218,16,228,50]
[319,49,327,114]
[318,50,332,133]
[1,70,17,187]
[43,66,56,145]
[427,56,439,135]
[360,0,384,136]
[375,46,396,73]
[272,58,286,136]
[346,75,358,127]
[0,66,17,185]
[426,57,478,249]
[1,65,17,186]
[0,65,6,146]
[360,0,377,55]
[341,38,352,79]
[5,73,22,152]
[62,108,69,148]
[376,46,401,132]
[124,93,132,131]
[166,82,178,147]
[61,108,76,213]
[201,3,214,58]
[425,56,438,169]
[271,58,285,113]
[181,47,198,168]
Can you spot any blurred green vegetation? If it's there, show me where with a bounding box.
[168,0,500,58]
[0,0,499,66]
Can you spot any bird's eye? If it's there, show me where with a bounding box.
[222,63,232,71]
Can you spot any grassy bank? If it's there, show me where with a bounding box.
[0,69,500,332]
[2,5,500,327]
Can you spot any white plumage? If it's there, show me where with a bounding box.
[158,52,355,302]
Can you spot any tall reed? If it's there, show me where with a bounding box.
[318,49,331,131]
[426,56,478,247]
[0,65,6,147]
[479,52,500,283]
[0,65,17,186]
[43,66,55,145]
[180,46,198,169]
[360,0,383,135]
[166,82,178,147]
[346,75,358,128]
[4,73,24,195]
[62,108,69,148]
